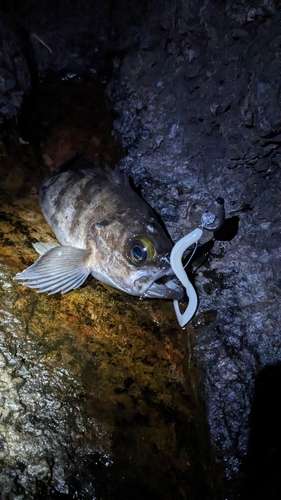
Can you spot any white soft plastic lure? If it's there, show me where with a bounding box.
[171,197,225,327]
[170,228,203,327]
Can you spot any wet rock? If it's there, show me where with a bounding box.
[11,1,110,77]
[0,14,32,118]
[0,0,281,497]
[105,0,281,496]
[0,84,216,499]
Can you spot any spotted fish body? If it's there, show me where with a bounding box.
[14,154,184,299]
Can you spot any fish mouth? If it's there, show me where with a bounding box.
[136,267,185,300]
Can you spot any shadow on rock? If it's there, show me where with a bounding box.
[214,216,239,242]
[241,362,281,500]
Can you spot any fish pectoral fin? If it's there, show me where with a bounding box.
[32,241,60,255]
[14,246,91,294]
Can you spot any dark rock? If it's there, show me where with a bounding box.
[106,2,281,497]
[0,14,32,117]
[1,0,281,498]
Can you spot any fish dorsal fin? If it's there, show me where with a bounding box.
[48,153,129,186]
[14,246,91,294]
[102,164,129,186]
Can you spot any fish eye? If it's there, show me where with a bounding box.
[128,237,155,265]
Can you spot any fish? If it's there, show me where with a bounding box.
[14,153,184,299]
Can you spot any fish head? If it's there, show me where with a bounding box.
[124,234,185,299]
[87,218,185,300]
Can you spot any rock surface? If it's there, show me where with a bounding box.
[106,0,281,491]
[0,0,281,498]
[0,14,32,118]
[0,82,216,499]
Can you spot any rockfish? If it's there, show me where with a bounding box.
[14,154,184,299]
